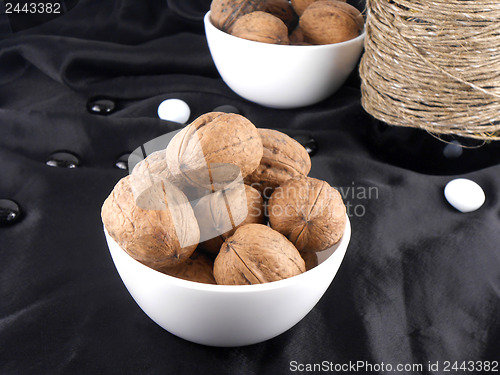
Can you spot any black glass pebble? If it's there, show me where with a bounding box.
[212,104,240,114]
[87,97,116,115]
[115,153,131,170]
[293,135,318,156]
[0,199,22,226]
[46,151,80,168]
[443,140,463,159]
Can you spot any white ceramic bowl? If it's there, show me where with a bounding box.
[204,11,365,108]
[104,217,350,347]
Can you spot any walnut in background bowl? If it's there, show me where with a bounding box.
[204,4,365,108]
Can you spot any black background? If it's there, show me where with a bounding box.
[1,1,499,374]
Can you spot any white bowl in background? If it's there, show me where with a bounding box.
[104,217,351,347]
[204,11,365,109]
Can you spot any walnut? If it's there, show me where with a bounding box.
[291,0,346,16]
[300,251,319,271]
[231,11,290,45]
[210,0,265,33]
[157,251,216,284]
[265,0,298,31]
[131,149,206,201]
[214,224,305,285]
[165,112,263,190]
[244,128,311,200]
[194,184,265,254]
[289,26,305,45]
[268,176,346,252]
[327,0,365,30]
[299,0,363,45]
[101,175,200,269]
[132,149,169,179]
[290,0,314,16]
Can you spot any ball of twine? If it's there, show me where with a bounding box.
[359,0,500,141]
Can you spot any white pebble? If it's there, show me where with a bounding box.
[444,178,485,213]
[157,98,190,124]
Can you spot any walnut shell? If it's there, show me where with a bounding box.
[291,0,345,16]
[300,251,319,271]
[131,150,183,191]
[132,149,168,179]
[268,176,346,252]
[210,0,265,33]
[265,0,298,31]
[101,175,200,269]
[194,184,265,254]
[214,224,305,285]
[131,149,206,201]
[299,0,362,45]
[290,0,314,16]
[165,112,263,190]
[231,11,289,45]
[244,128,311,200]
[157,251,216,284]
[326,0,364,30]
[289,26,305,44]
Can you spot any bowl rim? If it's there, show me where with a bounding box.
[204,10,366,50]
[104,215,351,294]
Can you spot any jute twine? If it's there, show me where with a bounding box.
[359,0,500,140]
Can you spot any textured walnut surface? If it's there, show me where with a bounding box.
[231,11,289,45]
[132,150,169,179]
[244,128,311,199]
[165,112,263,189]
[265,0,298,31]
[268,176,346,252]
[291,0,347,16]
[290,0,315,16]
[157,251,216,284]
[300,251,319,271]
[289,26,306,45]
[299,0,361,45]
[214,224,305,285]
[195,184,265,254]
[101,175,199,269]
[132,149,209,202]
[210,0,265,33]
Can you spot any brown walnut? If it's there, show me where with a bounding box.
[268,176,346,252]
[300,251,319,271]
[101,175,200,269]
[290,0,314,16]
[131,149,206,201]
[165,112,263,190]
[210,0,265,33]
[289,26,306,45]
[299,0,362,45]
[157,251,216,284]
[231,11,290,45]
[265,0,298,31]
[194,184,265,254]
[291,0,345,16]
[244,128,311,199]
[132,149,169,180]
[214,224,305,285]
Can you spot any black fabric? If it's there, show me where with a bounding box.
[1,1,499,374]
